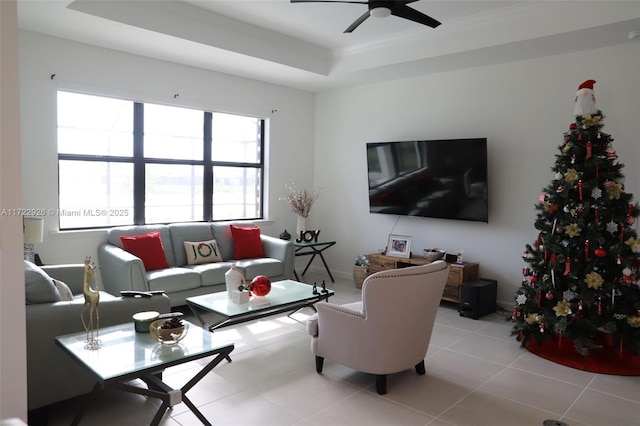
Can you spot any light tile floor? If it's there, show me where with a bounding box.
[44,272,640,426]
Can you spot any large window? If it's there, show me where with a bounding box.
[57,91,264,229]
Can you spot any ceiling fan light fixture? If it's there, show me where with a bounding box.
[370,7,391,18]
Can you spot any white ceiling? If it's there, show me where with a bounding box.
[17,1,640,92]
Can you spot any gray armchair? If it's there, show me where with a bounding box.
[26,264,171,412]
[306,260,449,394]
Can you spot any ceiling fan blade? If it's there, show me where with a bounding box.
[344,10,371,33]
[290,1,368,4]
[390,4,441,28]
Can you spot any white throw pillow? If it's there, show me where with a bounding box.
[184,240,223,265]
[53,279,74,301]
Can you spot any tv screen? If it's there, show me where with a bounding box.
[366,138,488,222]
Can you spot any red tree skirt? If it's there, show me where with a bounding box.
[526,335,640,375]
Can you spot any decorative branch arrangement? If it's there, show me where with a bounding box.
[281,183,321,218]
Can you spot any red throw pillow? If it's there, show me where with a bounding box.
[120,231,170,271]
[230,225,264,260]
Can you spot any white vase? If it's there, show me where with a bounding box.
[225,264,245,297]
[296,215,307,238]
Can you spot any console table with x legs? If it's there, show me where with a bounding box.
[294,240,336,282]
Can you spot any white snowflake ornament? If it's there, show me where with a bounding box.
[591,187,602,200]
[516,294,527,305]
[607,221,618,234]
[563,290,576,301]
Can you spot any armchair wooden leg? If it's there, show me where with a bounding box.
[375,375,387,395]
[315,356,324,373]
[415,360,426,375]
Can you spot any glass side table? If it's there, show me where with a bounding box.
[55,321,233,425]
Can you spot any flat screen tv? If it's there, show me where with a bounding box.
[366,138,488,222]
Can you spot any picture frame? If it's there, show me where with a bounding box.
[386,234,412,258]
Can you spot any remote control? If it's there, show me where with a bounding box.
[148,290,166,296]
[120,290,152,298]
[158,312,184,319]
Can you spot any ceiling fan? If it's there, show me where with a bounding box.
[290,0,441,33]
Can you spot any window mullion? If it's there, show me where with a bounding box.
[133,103,145,225]
[203,112,213,221]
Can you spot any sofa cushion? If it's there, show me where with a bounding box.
[107,225,176,266]
[25,260,62,304]
[211,223,235,261]
[184,240,223,265]
[169,222,215,266]
[146,267,201,293]
[187,261,235,287]
[230,224,264,259]
[236,258,284,281]
[120,231,170,271]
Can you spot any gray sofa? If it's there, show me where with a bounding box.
[26,263,171,411]
[98,222,295,306]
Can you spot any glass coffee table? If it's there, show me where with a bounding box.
[187,279,334,332]
[55,321,233,426]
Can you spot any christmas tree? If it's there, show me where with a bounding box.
[511,80,640,356]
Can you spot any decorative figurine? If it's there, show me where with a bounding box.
[312,282,318,295]
[321,280,328,294]
[81,257,101,350]
[279,229,291,240]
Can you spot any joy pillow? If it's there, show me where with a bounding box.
[184,240,223,265]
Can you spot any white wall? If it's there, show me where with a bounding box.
[313,41,640,307]
[19,30,316,269]
[18,30,640,309]
[1,1,28,421]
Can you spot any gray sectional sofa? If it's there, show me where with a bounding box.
[98,222,295,306]
[26,263,171,411]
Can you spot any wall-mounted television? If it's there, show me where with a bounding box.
[366,138,488,223]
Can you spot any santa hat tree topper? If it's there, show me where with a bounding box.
[574,79,598,117]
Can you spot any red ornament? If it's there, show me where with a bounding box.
[585,240,590,261]
[545,291,554,300]
[594,247,607,258]
[249,275,271,296]
[585,141,592,159]
[597,297,602,315]
[570,123,577,130]
[530,274,538,283]
[578,180,583,200]
[563,258,571,276]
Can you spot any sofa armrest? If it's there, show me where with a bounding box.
[261,235,294,279]
[97,243,149,295]
[26,293,171,333]
[41,264,85,295]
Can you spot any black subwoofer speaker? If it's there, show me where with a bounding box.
[459,278,497,319]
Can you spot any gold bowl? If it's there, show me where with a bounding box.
[149,319,188,345]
